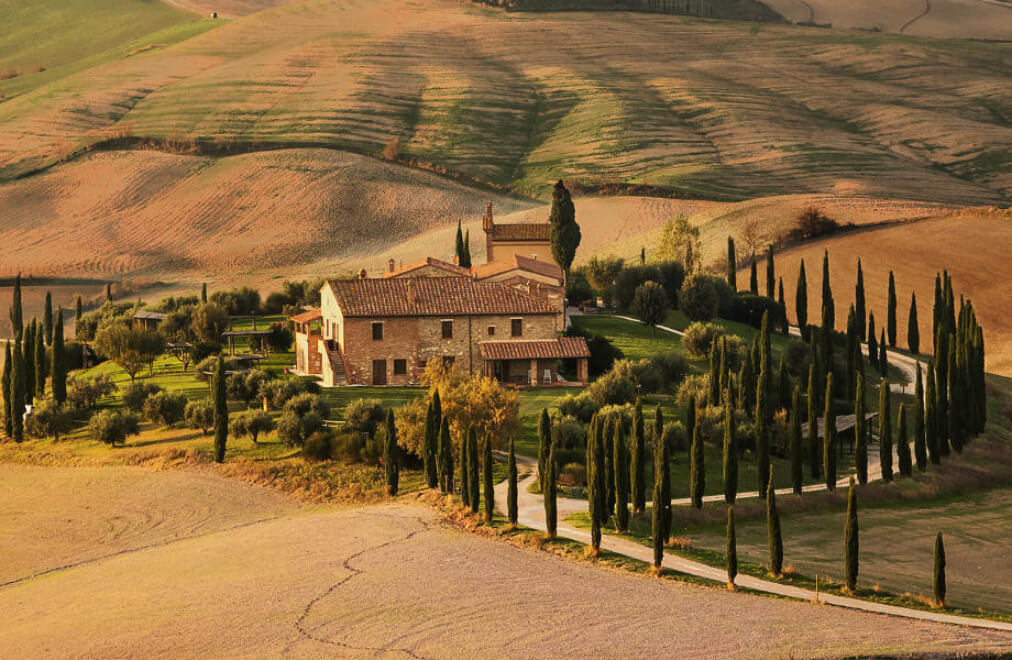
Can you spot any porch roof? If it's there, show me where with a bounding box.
[479,337,590,361]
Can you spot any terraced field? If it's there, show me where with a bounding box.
[0,0,1009,204]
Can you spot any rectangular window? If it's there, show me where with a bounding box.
[442,356,455,367]
[371,322,383,341]
[487,326,495,337]
[393,359,407,375]
[441,319,453,339]
[511,318,523,337]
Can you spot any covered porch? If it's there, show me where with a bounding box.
[479,337,590,386]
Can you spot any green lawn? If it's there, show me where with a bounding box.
[572,315,691,363]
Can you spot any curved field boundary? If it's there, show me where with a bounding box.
[900,0,932,33]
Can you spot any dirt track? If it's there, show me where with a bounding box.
[1,464,1010,658]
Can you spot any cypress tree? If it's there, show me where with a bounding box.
[823,373,836,491]
[685,395,696,461]
[766,244,775,299]
[2,342,11,437]
[821,250,834,331]
[778,278,786,329]
[947,343,962,454]
[726,505,737,587]
[43,291,53,346]
[855,376,867,484]
[908,292,920,354]
[538,408,551,490]
[483,434,494,522]
[455,219,465,264]
[544,445,557,539]
[878,329,888,375]
[74,295,83,338]
[438,416,452,493]
[586,415,599,551]
[749,259,758,295]
[614,421,629,531]
[604,418,616,517]
[778,356,790,415]
[807,362,819,479]
[925,363,939,465]
[595,415,608,539]
[384,409,400,496]
[652,452,664,571]
[855,259,866,341]
[868,313,877,366]
[727,236,737,291]
[723,402,738,503]
[718,337,729,406]
[896,404,911,477]
[105,283,112,302]
[461,229,472,268]
[656,406,671,541]
[755,367,770,499]
[507,436,518,527]
[936,341,950,457]
[879,379,893,481]
[796,259,808,330]
[460,429,470,507]
[10,342,23,443]
[913,364,927,470]
[845,476,859,592]
[767,471,783,576]
[53,308,69,405]
[34,322,45,400]
[790,386,803,495]
[23,319,35,401]
[469,427,479,513]
[423,391,440,488]
[934,532,946,607]
[690,422,704,508]
[631,398,646,514]
[887,271,897,347]
[708,344,720,406]
[213,357,228,463]
[10,272,22,340]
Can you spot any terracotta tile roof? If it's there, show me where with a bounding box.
[381,257,470,279]
[132,310,167,321]
[327,277,557,317]
[479,337,591,360]
[498,275,565,297]
[491,222,550,242]
[290,308,323,324]
[472,254,562,283]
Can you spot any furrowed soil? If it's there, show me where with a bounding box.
[0,463,1010,658]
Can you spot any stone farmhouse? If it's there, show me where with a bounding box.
[290,205,587,387]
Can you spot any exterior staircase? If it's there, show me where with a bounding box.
[324,340,348,386]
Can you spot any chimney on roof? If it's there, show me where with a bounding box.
[453,255,459,266]
[388,258,396,274]
[482,202,493,233]
[358,268,367,280]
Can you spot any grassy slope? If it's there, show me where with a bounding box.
[0,0,217,98]
[0,0,1009,204]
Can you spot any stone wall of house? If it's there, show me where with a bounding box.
[488,241,554,264]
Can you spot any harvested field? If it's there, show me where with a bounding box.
[0,0,1009,204]
[0,463,1010,658]
[763,212,1012,375]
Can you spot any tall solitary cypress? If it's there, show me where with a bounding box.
[482,434,494,522]
[855,376,867,484]
[423,391,440,488]
[213,357,228,463]
[614,421,629,531]
[23,319,35,402]
[908,292,920,354]
[52,308,66,404]
[468,427,479,513]
[823,373,836,491]
[868,313,878,366]
[855,259,866,341]
[43,291,53,346]
[548,180,581,287]
[726,505,737,587]
[821,250,834,331]
[749,260,759,295]
[790,386,803,495]
[507,436,518,527]
[384,409,399,496]
[685,395,696,462]
[34,322,45,400]
[934,532,946,607]
[913,364,927,471]
[74,295,83,338]
[631,398,646,513]
[438,417,452,493]
[201,282,208,303]
[896,404,911,477]
[544,445,558,539]
[925,363,939,465]
[845,477,859,592]
[538,408,551,490]
[807,362,819,479]
[766,244,775,299]
[455,219,465,265]
[459,429,469,506]
[796,260,808,330]
[878,329,888,374]
[756,366,770,499]
[2,343,11,437]
[10,342,23,443]
[767,471,783,576]
[727,236,737,291]
[879,379,893,481]
[652,445,664,570]
[690,422,704,509]
[887,271,897,347]
[723,402,737,503]
[656,406,671,541]
[10,272,22,340]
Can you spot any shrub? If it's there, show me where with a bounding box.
[194,356,238,383]
[564,326,622,378]
[697,405,751,448]
[561,462,587,488]
[184,400,214,435]
[725,293,787,330]
[651,350,690,386]
[662,421,688,453]
[566,271,594,305]
[191,303,230,344]
[229,409,276,444]
[121,382,162,412]
[553,417,586,451]
[680,273,720,321]
[614,262,685,310]
[88,410,140,446]
[675,374,710,410]
[784,339,814,378]
[74,301,136,341]
[67,374,115,409]
[142,391,187,427]
[277,409,324,447]
[303,430,332,461]
[227,369,271,405]
[343,398,384,436]
[786,207,840,243]
[284,392,329,419]
[263,291,292,315]
[557,391,600,423]
[210,287,261,315]
[25,401,75,440]
[258,377,308,408]
[265,322,293,353]
[682,322,726,359]
[330,431,368,463]
[587,365,638,406]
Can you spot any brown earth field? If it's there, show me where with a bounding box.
[756,212,1012,375]
[1,463,1011,658]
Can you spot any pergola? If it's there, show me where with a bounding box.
[221,329,271,355]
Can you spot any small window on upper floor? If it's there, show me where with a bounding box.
[372,322,383,341]
[511,318,523,337]
[441,319,453,339]
[487,326,495,337]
